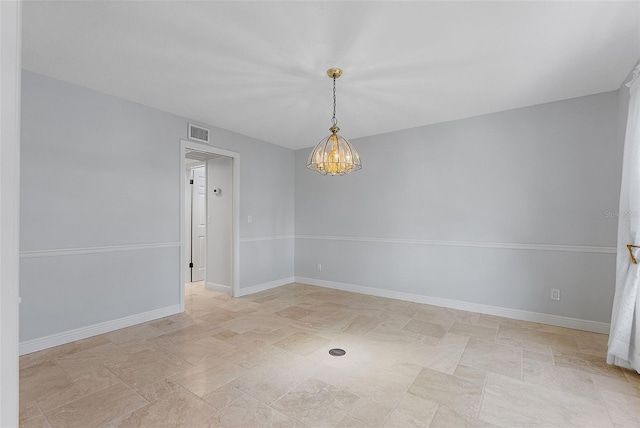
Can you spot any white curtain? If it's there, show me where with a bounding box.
[608,64,640,372]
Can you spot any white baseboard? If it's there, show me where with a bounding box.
[206,282,232,294]
[295,277,610,334]
[19,277,608,356]
[19,304,182,356]
[238,277,295,297]
[239,235,295,243]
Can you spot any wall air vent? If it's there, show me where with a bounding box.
[188,124,210,143]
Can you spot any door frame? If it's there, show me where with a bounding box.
[1,2,21,425]
[179,140,240,310]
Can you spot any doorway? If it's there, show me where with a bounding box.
[180,140,240,311]
[189,164,206,282]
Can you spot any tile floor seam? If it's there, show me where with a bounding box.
[588,372,618,428]
[520,346,524,382]
[34,399,52,428]
[100,362,136,399]
[172,377,205,401]
[277,407,306,427]
[171,365,240,399]
[209,388,244,412]
[377,361,426,427]
[431,333,443,348]
[263,362,326,407]
[156,346,197,368]
[112,383,152,423]
[425,403,440,426]
[475,358,491,424]
[103,375,158,427]
[336,413,351,427]
[129,378,220,422]
[393,315,412,331]
[234,382,280,407]
[42,359,89,414]
[449,335,468,374]
[176,382,219,416]
[457,336,487,422]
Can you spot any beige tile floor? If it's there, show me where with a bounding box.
[19,282,640,427]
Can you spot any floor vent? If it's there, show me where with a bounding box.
[188,123,210,143]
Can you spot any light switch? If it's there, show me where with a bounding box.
[248,215,253,224]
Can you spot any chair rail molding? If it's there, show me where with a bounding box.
[295,234,615,254]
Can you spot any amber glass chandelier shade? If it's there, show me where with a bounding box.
[307,130,362,176]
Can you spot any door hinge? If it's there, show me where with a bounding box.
[189,262,194,268]
[189,179,194,184]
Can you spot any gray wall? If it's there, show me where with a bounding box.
[20,70,294,342]
[21,64,633,343]
[207,157,232,291]
[295,91,621,323]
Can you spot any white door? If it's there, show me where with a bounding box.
[191,166,206,282]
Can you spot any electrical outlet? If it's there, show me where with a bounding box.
[316,263,322,272]
[551,289,560,301]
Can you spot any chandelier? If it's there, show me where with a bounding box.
[307,68,362,176]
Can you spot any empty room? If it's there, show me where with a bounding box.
[2,1,640,427]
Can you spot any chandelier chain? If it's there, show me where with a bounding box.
[332,76,338,126]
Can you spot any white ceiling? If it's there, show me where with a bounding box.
[22,1,640,150]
